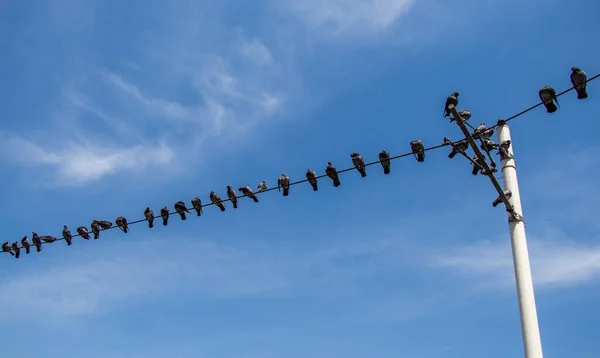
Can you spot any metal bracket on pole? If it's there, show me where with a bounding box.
[448,105,521,222]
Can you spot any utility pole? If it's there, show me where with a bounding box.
[497,121,543,358]
[447,105,543,358]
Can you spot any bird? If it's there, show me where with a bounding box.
[493,190,513,207]
[239,186,259,202]
[570,67,588,99]
[191,197,203,216]
[471,155,486,176]
[257,181,267,193]
[90,220,101,239]
[351,153,367,177]
[175,201,190,220]
[278,174,291,196]
[210,191,226,211]
[97,220,113,230]
[473,122,493,140]
[32,232,42,252]
[447,139,468,159]
[410,140,425,162]
[378,150,391,174]
[116,216,128,233]
[443,92,459,117]
[144,207,155,227]
[539,86,559,113]
[41,235,57,243]
[77,226,91,240]
[451,109,471,123]
[326,162,341,187]
[480,139,498,153]
[62,226,72,246]
[21,236,31,254]
[305,169,318,191]
[498,140,512,160]
[161,207,170,225]
[2,242,14,256]
[227,186,238,208]
[11,242,20,259]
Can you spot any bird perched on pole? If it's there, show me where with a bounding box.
[32,232,42,252]
[160,207,170,225]
[570,67,588,99]
[90,220,101,239]
[471,155,487,176]
[443,92,459,118]
[445,138,468,159]
[62,226,72,246]
[191,197,203,216]
[21,236,31,253]
[451,109,471,123]
[116,216,129,233]
[378,150,391,174]
[305,169,318,191]
[144,207,155,227]
[539,86,559,113]
[326,162,341,187]
[11,242,20,259]
[175,201,190,219]
[473,122,493,139]
[351,153,367,177]
[257,181,267,193]
[498,140,512,160]
[278,174,291,196]
[210,191,226,212]
[77,226,90,240]
[410,140,425,162]
[227,186,238,208]
[2,242,14,256]
[238,186,259,202]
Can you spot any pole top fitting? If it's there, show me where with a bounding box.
[497,119,507,127]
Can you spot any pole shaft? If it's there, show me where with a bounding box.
[498,124,543,358]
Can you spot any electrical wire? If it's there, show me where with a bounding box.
[2,72,598,255]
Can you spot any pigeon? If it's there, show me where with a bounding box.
[493,190,513,207]
[443,92,459,118]
[474,122,493,139]
[471,155,486,176]
[175,201,190,220]
[97,220,113,230]
[191,197,203,216]
[498,140,512,160]
[539,86,559,113]
[451,109,471,123]
[305,169,318,191]
[116,216,128,233]
[410,140,425,162]
[32,232,42,252]
[210,191,226,212]
[238,186,259,202]
[77,226,91,240]
[351,153,367,177]
[2,242,14,256]
[257,181,267,193]
[570,67,588,99]
[91,220,101,239]
[21,236,31,254]
[326,162,341,187]
[11,242,20,259]
[378,150,391,174]
[144,207,155,228]
[448,139,468,159]
[161,206,170,226]
[480,139,498,153]
[227,186,238,209]
[41,235,57,243]
[62,226,72,246]
[278,174,291,196]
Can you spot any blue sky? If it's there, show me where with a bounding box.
[1,0,599,357]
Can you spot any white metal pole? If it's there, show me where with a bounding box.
[497,123,543,358]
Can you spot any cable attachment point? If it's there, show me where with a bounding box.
[492,190,512,207]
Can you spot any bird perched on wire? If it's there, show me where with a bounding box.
[326,162,341,187]
[451,109,471,123]
[446,138,468,159]
[62,226,72,246]
[97,220,113,230]
[77,226,90,240]
[238,186,259,202]
[378,150,391,174]
[41,235,57,244]
[175,201,190,219]
[227,186,238,208]
[191,197,203,216]
[473,122,493,140]
[480,139,498,153]
[210,191,226,212]
[11,242,20,259]
[32,232,42,251]
[443,92,459,118]
[21,236,31,253]
[161,206,170,225]
[570,67,588,99]
[305,169,318,191]
[351,153,367,177]
[90,220,101,239]
[278,174,291,196]
[410,140,425,162]
[539,86,559,113]
[2,242,13,256]
[116,216,128,233]
[257,181,267,193]
[471,155,487,176]
[144,207,155,227]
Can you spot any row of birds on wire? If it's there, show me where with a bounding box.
[1,66,593,259]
